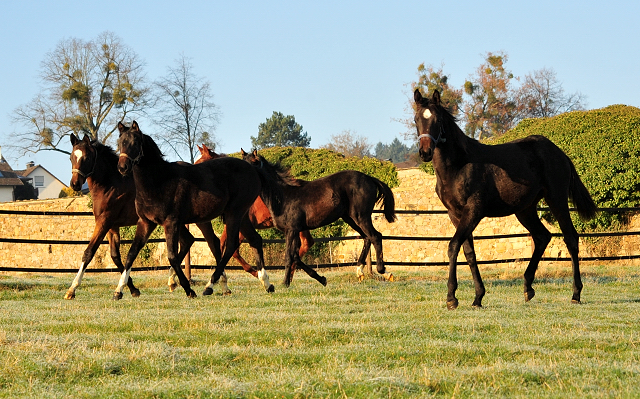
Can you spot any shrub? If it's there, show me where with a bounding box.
[489,105,640,230]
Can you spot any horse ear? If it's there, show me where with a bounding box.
[432,90,441,106]
[414,89,423,104]
[131,121,139,131]
[252,149,258,157]
[117,122,127,134]
[70,134,79,146]
[241,148,247,156]
[82,134,91,144]
[197,144,202,152]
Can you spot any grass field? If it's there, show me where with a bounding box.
[1,263,640,398]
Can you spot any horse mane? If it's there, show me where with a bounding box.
[91,139,119,165]
[141,132,166,160]
[255,154,301,187]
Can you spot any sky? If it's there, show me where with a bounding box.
[0,0,638,186]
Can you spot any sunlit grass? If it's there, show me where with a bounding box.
[1,263,640,398]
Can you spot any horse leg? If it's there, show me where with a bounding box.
[114,219,157,300]
[515,206,552,302]
[196,222,231,295]
[446,213,481,310]
[203,213,241,295]
[65,221,112,299]
[107,229,140,297]
[548,201,583,303]
[239,217,274,292]
[296,261,327,286]
[163,221,196,298]
[344,216,393,282]
[461,237,485,307]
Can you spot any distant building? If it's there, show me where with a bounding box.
[14,161,67,199]
[0,147,67,201]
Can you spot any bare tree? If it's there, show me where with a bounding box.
[516,67,586,119]
[462,51,519,139]
[322,130,372,158]
[398,63,463,140]
[10,31,148,156]
[153,55,220,163]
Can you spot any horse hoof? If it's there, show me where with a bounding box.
[357,274,365,282]
[130,288,141,298]
[187,290,197,298]
[168,283,177,292]
[267,284,275,293]
[319,276,327,286]
[63,291,75,300]
[524,289,535,302]
[472,302,483,308]
[223,290,232,296]
[446,299,458,310]
[112,292,123,301]
[571,299,581,304]
[202,287,213,296]
[386,273,394,282]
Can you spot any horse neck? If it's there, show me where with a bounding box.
[432,119,478,178]
[255,163,287,218]
[86,147,123,193]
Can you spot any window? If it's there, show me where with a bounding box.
[34,176,44,187]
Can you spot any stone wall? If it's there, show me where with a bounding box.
[332,168,640,266]
[1,169,639,270]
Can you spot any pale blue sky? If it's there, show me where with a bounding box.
[1,0,638,185]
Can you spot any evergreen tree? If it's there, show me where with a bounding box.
[251,112,310,149]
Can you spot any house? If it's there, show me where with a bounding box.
[15,161,68,199]
[0,155,35,202]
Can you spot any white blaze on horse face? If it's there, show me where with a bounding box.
[73,149,84,163]
[423,109,432,119]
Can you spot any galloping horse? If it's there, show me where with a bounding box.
[242,149,397,286]
[413,89,597,309]
[196,144,314,278]
[116,121,272,299]
[65,134,231,299]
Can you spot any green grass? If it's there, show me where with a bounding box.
[1,264,640,398]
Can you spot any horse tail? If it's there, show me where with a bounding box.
[371,177,397,223]
[568,160,597,221]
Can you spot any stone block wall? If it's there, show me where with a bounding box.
[331,168,640,267]
[0,168,638,270]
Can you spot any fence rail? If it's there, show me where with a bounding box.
[1,207,639,273]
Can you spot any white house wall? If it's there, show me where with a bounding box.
[0,187,14,202]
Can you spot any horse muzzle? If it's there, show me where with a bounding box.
[419,148,433,162]
[117,156,132,176]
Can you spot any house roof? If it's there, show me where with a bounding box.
[14,163,68,188]
[0,159,27,187]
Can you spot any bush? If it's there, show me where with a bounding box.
[489,105,640,230]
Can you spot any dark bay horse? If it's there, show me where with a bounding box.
[196,144,315,278]
[414,89,597,309]
[66,134,231,299]
[242,149,397,286]
[116,121,272,299]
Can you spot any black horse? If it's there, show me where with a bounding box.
[414,89,597,309]
[116,121,272,299]
[241,149,396,286]
[66,134,232,299]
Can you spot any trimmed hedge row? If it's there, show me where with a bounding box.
[491,105,640,230]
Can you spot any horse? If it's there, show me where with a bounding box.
[241,149,397,286]
[65,134,232,299]
[413,89,597,309]
[195,144,315,278]
[116,121,273,299]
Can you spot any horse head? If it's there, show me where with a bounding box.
[69,134,96,191]
[195,144,222,164]
[414,89,446,162]
[240,148,261,166]
[117,121,144,176]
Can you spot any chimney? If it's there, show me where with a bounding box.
[26,161,35,168]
